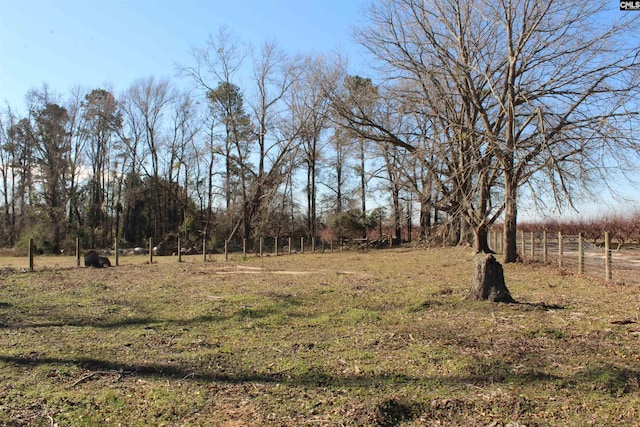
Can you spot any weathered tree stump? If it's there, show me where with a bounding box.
[467,254,516,303]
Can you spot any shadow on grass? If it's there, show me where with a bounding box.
[3,352,621,393]
[1,295,304,330]
[2,356,636,427]
[515,301,566,310]
[0,354,281,384]
[0,303,262,330]
[570,365,640,397]
[1,314,240,329]
[1,317,157,329]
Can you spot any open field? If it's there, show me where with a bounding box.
[1,248,639,426]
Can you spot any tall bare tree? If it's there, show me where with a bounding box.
[124,77,174,243]
[245,41,299,240]
[350,0,640,261]
[165,91,200,240]
[207,81,254,239]
[81,88,121,247]
[288,54,333,241]
[183,27,246,238]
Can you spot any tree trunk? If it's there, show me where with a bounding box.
[473,223,493,254]
[456,216,470,247]
[419,199,431,242]
[392,187,401,242]
[467,254,516,303]
[360,139,367,239]
[503,175,519,263]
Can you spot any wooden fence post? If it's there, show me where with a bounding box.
[289,237,292,255]
[115,239,119,267]
[543,230,548,264]
[605,231,612,281]
[202,238,206,262]
[275,237,279,256]
[243,239,247,257]
[558,232,563,269]
[312,237,316,253]
[301,237,304,254]
[578,232,584,274]
[177,237,182,263]
[519,230,525,260]
[225,239,228,262]
[28,238,34,271]
[260,237,264,257]
[149,237,154,264]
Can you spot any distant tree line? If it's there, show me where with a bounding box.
[1,0,639,263]
[516,210,640,247]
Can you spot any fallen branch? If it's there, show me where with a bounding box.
[67,369,130,388]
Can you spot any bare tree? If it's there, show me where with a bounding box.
[207,81,254,240]
[327,126,351,214]
[287,54,334,241]
[81,88,121,247]
[351,0,640,261]
[126,77,175,242]
[117,86,147,246]
[65,86,91,236]
[245,41,298,240]
[165,91,200,239]
[186,31,302,243]
[183,27,246,238]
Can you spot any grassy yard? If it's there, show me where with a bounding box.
[0,247,639,426]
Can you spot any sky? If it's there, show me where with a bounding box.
[0,0,369,112]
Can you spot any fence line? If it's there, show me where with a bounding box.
[489,230,640,285]
[15,232,640,285]
[14,235,379,271]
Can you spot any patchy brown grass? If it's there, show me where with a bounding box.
[1,247,639,426]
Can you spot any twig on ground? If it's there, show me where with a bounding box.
[67,369,130,388]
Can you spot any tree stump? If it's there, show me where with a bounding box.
[467,254,516,303]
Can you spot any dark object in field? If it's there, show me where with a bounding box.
[84,250,112,268]
[467,254,516,303]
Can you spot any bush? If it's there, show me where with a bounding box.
[329,210,367,240]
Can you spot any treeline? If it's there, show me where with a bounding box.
[0,44,425,254]
[1,1,640,263]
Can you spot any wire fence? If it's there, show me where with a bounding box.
[12,235,387,271]
[10,232,640,286]
[489,231,640,285]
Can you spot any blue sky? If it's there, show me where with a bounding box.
[0,0,368,112]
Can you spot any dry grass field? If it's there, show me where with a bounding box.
[1,247,639,426]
